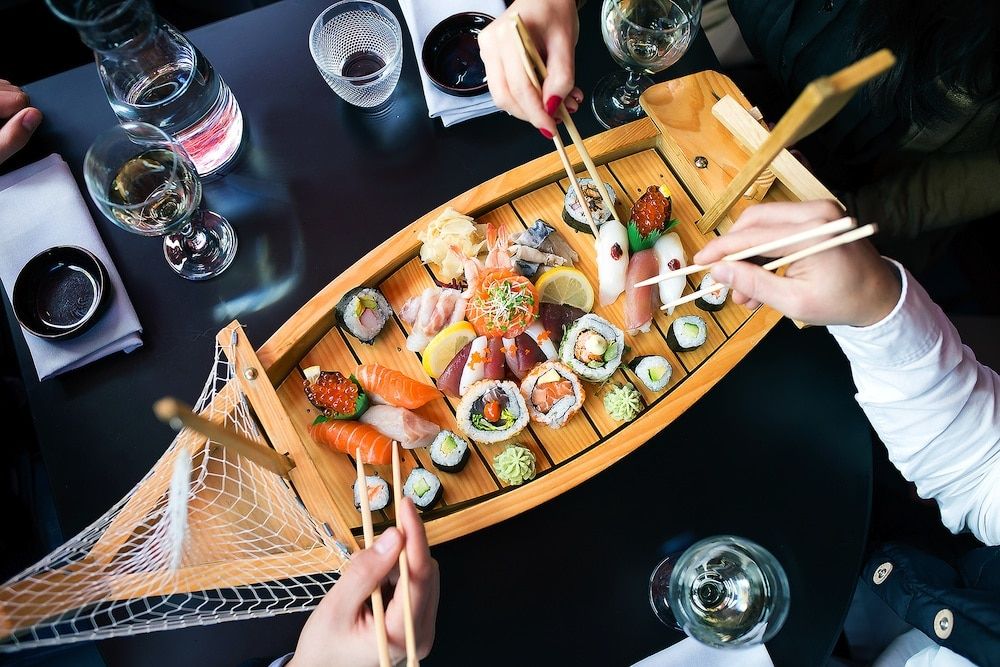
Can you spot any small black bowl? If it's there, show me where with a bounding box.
[13,246,112,340]
[421,12,494,97]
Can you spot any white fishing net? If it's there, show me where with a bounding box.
[0,332,350,651]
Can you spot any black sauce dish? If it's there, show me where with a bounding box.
[421,12,493,97]
[13,246,112,340]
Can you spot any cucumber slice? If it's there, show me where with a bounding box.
[683,322,701,338]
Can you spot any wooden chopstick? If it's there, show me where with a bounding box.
[634,216,857,288]
[392,443,419,667]
[509,15,600,238]
[511,15,621,226]
[657,223,878,311]
[355,449,392,667]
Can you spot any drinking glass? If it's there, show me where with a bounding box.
[593,0,702,128]
[649,535,789,647]
[309,0,404,108]
[84,122,237,280]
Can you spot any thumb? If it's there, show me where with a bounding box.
[711,261,805,318]
[0,108,42,165]
[325,528,403,617]
[540,35,575,117]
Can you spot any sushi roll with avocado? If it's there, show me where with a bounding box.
[456,380,530,444]
[335,287,393,344]
[519,361,585,428]
[353,475,390,512]
[559,313,625,382]
[563,178,616,234]
[667,315,708,352]
[429,430,470,473]
[695,274,729,312]
[403,468,442,511]
[628,355,672,392]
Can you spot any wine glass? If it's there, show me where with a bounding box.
[593,0,702,128]
[84,122,237,280]
[649,535,790,647]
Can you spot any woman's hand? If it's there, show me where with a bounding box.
[693,200,902,327]
[0,81,42,165]
[478,0,584,139]
[289,498,439,667]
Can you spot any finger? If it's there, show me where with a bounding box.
[732,200,844,231]
[564,96,579,114]
[709,261,808,320]
[569,87,584,104]
[0,87,30,119]
[399,498,433,580]
[500,47,556,136]
[540,32,576,118]
[324,528,403,620]
[693,216,835,265]
[0,107,42,165]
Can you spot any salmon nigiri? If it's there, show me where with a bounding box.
[355,363,442,409]
[309,420,392,465]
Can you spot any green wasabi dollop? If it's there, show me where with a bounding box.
[493,444,537,486]
[604,382,643,422]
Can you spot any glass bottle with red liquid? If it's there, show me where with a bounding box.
[48,0,244,179]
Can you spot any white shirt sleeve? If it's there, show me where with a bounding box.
[827,260,1000,546]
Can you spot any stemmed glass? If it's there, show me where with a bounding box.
[84,122,237,280]
[593,0,703,128]
[649,535,790,647]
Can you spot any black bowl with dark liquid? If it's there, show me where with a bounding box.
[13,246,111,340]
[421,12,493,97]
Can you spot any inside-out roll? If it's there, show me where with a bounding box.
[559,313,625,382]
[455,379,529,443]
[519,361,585,428]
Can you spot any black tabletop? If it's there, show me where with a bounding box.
[5,0,872,665]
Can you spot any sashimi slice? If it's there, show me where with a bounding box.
[485,336,506,380]
[653,232,686,315]
[308,420,392,465]
[525,320,557,360]
[504,333,546,380]
[438,340,472,397]
[597,219,629,306]
[355,364,442,409]
[625,249,658,335]
[539,303,586,347]
[459,336,489,395]
[360,405,440,449]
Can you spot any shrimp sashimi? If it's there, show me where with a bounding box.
[308,420,392,465]
[355,363,442,409]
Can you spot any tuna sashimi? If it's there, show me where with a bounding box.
[308,420,392,465]
[485,337,506,380]
[360,405,440,449]
[503,333,546,380]
[355,364,442,409]
[437,341,472,397]
[539,303,586,347]
[625,249,658,335]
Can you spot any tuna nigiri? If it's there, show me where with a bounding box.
[597,218,629,306]
[625,249,658,335]
[309,420,392,465]
[355,363,442,409]
[360,405,440,449]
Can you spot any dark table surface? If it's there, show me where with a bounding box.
[4,0,873,664]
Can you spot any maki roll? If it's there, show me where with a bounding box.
[519,361,585,428]
[456,379,529,444]
[303,366,368,419]
[559,313,625,382]
[353,474,391,512]
[403,468,443,511]
[563,178,616,234]
[429,430,470,473]
[694,274,729,312]
[628,355,672,392]
[666,315,708,352]
[335,287,393,344]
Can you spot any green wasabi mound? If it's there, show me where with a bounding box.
[604,382,643,422]
[493,444,537,486]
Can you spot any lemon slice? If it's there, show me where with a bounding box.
[534,267,595,312]
[422,321,477,378]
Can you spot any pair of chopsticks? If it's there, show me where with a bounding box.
[631,216,877,311]
[355,443,419,667]
[510,14,620,238]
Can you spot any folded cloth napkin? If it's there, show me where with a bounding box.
[0,154,143,381]
[398,0,505,126]
[631,638,774,667]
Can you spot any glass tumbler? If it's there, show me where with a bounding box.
[309,0,404,108]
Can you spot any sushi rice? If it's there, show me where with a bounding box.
[353,474,390,512]
[628,355,672,391]
[695,274,729,312]
[667,315,708,352]
[335,287,393,344]
[563,178,616,234]
[456,379,530,443]
[403,468,443,510]
[559,314,625,382]
[519,361,585,428]
[429,430,470,473]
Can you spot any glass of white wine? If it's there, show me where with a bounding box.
[649,535,790,647]
[594,0,702,128]
[84,122,237,280]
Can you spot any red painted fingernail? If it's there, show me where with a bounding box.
[539,128,553,139]
[545,96,562,116]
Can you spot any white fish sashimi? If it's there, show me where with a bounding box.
[459,336,488,396]
[596,219,629,306]
[525,321,557,360]
[360,405,441,449]
[653,232,686,314]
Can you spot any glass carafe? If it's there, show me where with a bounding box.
[48,0,244,179]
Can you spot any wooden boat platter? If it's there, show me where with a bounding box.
[231,71,840,550]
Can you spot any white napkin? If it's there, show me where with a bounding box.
[0,154,143,381]
[632,638,774,667]
[397,0,505,126]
